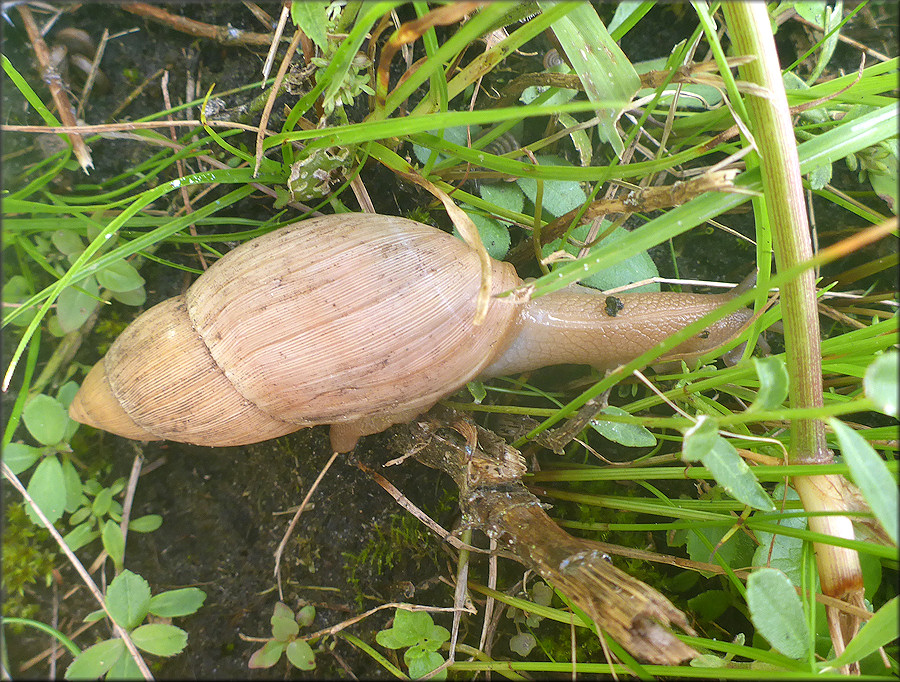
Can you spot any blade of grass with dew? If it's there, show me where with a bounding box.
[538,1,640,157]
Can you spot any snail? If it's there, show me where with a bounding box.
[69,213,752,452]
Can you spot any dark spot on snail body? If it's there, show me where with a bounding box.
[699,330,710,339]
[605,296,624,317]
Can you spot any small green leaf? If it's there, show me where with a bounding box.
[591,406,657,447]
[752,485,807,586]
[105,651,142,680]
[828,418,898,544]
[52,230,85,256]
[106,569,151,630]
[516,155,586,218]
[291,2,329,51]
[688,590,731,621]
[272,613,300,641]
[63,522,99,553]
[531,581,554,607]
[286,639,316,670]
[864,351,898,416]
[270,602,298,641]
[23,394,69,445]
[93,486,114,517]
[148,587,206,618]
[683,417,774,511]
[111,286,147,307]
[3,442,41,474]
[792,1,826,26]
[509,632,536,656]
[96,260,145,293]
[405,648,446,680]
[25,456,66,526]
[681,415,719,462]
[376,609,430,649]
[749,356,789,411]
[746,568,811,660]
[542,222,660,292]
[129,515,163,533]
[479,181,524,215]
[64,638,126,680]
[466,379,487,404]
[56,380,80,409]
[456,210,511,260]
[297,604,316,628]
[62,458,83,512]
[84,608,106,623]
[130,623,188,657]
[248,640,285,669]
[70,506,91,526]
[56,277,100,333]
[102,519,125,569]
[807,162,832,190]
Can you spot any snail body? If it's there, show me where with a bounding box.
[70,214,750,452]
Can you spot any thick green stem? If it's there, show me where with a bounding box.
[722,2,862,619]
[723,3,827,462]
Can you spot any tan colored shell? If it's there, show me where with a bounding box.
[70,214,523,450]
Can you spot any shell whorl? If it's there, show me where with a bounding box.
[70,214,523,448]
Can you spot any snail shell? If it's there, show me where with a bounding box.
[70,213,751,452]
[71,214,522,451]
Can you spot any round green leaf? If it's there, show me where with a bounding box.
[25,455,66,526]
[478,181,524,215]
[272,613,300,641]
[64,638,126,680]
[516,155,587,218]
[23,394,69,445]
[130,623,188,657]
[286,639,316,671]
[56,277,100,333]
[111,286,147,307]
[405,648,446,680]
[542,222,660,292]
[51,230,84,256]
[456,211,511,260]
[97,260,145,293]
[509,632,536,656]
[297,604,316,628]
